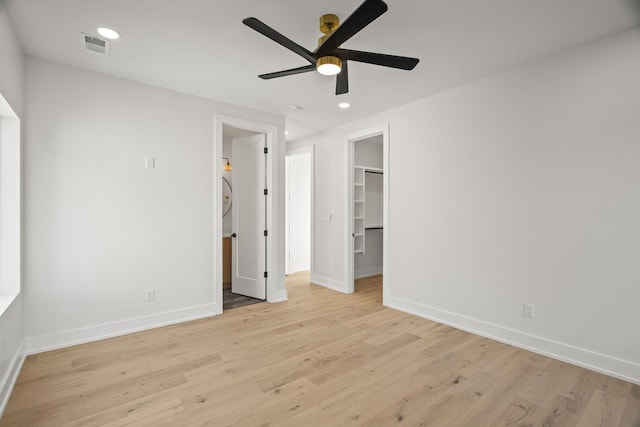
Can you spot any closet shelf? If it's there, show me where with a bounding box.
[365,225,383,230]
[355,165,383,174]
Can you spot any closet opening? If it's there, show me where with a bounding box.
[345,124,389,301]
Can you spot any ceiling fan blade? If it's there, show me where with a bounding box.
[243,17,316,64]
[336,60,349,95]
[337,48,419,70]
[315,0,388,57]
[259,64,317,79]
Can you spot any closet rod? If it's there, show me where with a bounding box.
[364,170,383,175]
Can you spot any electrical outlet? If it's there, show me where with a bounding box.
[145,157,155,169]
[523,303,535,318]
[145,289,155,302]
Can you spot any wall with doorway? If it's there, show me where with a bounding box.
[23,57,284,353]
[288,28,640,383]
[288,135,344,291]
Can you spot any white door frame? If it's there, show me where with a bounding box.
[344,124,390,299]
[285,145,315,276]
[214,115,281,313]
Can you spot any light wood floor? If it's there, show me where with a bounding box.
[2,273,639,426]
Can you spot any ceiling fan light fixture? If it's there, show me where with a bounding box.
[243,0,419,95]
[316,56,342,76]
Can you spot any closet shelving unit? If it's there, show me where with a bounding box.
[353,165,383,255]
[354,166,366,254]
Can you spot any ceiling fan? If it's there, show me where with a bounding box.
[243,0,419,95]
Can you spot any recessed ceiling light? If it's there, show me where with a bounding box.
[285,131,289,135]
[97,27,120,40]
[338,102,350,109]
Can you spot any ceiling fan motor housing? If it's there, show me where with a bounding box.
[319,13,340,44]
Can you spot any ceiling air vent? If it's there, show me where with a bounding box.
[80,33,110,55]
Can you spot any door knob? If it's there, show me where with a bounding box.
[231,233,237,238]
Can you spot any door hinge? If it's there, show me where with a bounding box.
[264,271,268,278]
[264,229,268,237]
[264,188,268,196]
[264,147,268,154]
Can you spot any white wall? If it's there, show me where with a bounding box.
[354,228,383,280]
[286,152,311,273]
[354,135,383,169]
[0,0,25,413]
[293,28,640,384]
[23,57,285,352]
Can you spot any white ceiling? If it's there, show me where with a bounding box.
[5,0,640,141]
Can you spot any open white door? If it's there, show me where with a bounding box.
[231,134,266,299]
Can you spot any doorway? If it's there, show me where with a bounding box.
[214,115,283,314]
[345,124,389,302]
[285,146,314,276]
[221,127,266,310]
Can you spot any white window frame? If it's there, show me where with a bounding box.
[0,92,21,315]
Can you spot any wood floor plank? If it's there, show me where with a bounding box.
[620,384,640,427]
[540,394,585,427]
[97,398,185,427]
[490,396,543,426]
[1,272,638,426]
[578,388,627,427]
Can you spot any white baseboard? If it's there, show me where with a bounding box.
[25,302,219,355]
[355,267,383,279]
[0,341,25,417]
[311,274,348,293]
[385,295,640,386]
